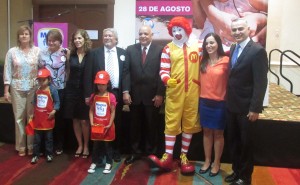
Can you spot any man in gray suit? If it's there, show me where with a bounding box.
[225,18,268,185]
[123,25,165,165]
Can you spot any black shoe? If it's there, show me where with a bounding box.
[230,179,251,185]
[199,165,211,174]
[113,152,121,162]
[209,169,220,177]
[225,172,238,183]
[125,155,139,165]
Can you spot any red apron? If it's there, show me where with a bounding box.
[91,93,115,141]
[33,88,55,130]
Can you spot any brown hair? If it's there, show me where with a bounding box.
[46,29,63,45]
[69,29,92,55]
[17,25,33,47]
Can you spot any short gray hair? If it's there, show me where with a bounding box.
[103,28,118,44]
[232,18,248,26]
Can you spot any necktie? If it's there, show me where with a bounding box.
[231,44,240,68]
[142,47,147,64]
[106,50,116,88]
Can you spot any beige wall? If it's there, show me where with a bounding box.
[266,0,300,95]
[266,0,300,56]
[0,0,32,64]
[0,1,8,64]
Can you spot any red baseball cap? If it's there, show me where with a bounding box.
[94,70,110,84]
[37,68,51,78]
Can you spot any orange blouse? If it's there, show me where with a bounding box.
[200,56,229,101]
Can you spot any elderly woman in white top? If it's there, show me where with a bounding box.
[3,25,40,156]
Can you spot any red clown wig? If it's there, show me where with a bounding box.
[167,16,192,37]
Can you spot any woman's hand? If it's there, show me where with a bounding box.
[4,93,11,102]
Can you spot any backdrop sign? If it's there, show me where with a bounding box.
[135,0,198,42]
[33,22,68,49]
[136,1,192,16]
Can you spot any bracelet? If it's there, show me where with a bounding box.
[259,11,268,16]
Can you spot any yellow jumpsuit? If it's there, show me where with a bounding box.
[164,41,202,136]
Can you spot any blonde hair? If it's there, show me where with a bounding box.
[17,25,33,47]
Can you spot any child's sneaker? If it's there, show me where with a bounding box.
[31,156,39,164]
[88,163,97,174]
[47,155,53,162]
[55,149,63,155]
[103,163,112,174]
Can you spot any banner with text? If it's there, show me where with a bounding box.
[135,0,200,43]
[33,22,68,50]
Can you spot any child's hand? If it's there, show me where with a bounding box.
[104,124,112,129]
[48,110,56,119]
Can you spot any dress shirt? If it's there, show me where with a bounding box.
[104,47,120,89]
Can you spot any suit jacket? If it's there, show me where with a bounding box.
[226,40,268,113]
[84,46,128,100]
[124,43,165,105]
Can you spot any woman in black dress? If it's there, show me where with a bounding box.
[64,29,92,158]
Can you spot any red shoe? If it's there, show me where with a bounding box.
[180,153,195,175]
[148,153,173,171]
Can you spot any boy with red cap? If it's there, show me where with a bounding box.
[148,16,202,175]
[88,71,117,174]
[31,68,60,164]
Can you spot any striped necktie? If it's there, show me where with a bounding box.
[106,50,117,88]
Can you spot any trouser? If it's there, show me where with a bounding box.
[10,87,35,151]
[111,88,123,155]
[130,103,160,155]
[53,89,67,151]
[33,129,53,156]
[226,110,254,182]
[92,141,113,165]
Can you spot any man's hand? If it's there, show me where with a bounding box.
[85,97,90,105]
[247,111,259,122]
[152,95,163,108]
[123,92,132,105]
[167,78,177,88]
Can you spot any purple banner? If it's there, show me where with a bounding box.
[33,22,68,49]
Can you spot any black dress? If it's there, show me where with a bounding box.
[63,53,89,120]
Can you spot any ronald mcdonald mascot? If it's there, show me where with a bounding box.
[148,16,202,175]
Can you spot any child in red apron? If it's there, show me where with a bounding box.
[87,71,117,174]
[30,68,60,164]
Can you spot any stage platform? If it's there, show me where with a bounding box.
[1,83,300,168]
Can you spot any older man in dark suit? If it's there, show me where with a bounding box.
[123,25,165,165]
[225,18,268,185]
[84,28,128,162]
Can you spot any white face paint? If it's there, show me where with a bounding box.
[172,26,188,43]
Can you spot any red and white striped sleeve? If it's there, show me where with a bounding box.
[160,45,171,85]
[198,40,203,57]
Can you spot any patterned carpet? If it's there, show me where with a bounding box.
[1,143,300,185]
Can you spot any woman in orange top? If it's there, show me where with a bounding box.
[198,33,229,177]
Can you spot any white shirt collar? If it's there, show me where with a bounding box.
[238,37,250,50]
[105,46,116,53]
[141,43,151,50]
